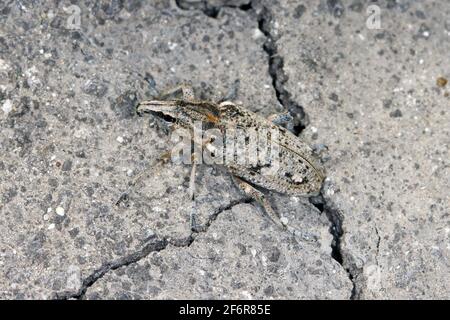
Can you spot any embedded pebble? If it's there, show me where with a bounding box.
[55,207,65,216]
[1,99,13,114]
[0,58,11,71]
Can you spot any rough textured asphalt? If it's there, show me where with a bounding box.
[0,0,448,299]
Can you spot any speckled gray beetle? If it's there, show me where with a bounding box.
[132,84,325,235]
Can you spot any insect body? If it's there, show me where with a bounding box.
[135,84,325,233]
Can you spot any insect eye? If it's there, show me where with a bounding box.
[161,113,176,123]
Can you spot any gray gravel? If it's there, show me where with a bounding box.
[0,0,448,299]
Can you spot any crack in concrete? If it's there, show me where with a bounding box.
[175,0,252,18]
[55,197,251,300]
[254,5,309,136]
[175,0,360,299]
[253,2,359,299]
[325,203,358,300]
[374,226,381,266]
[176,1,309,134]
[309,193,359,299]
[58,0,359,300]
[55,237,169,300]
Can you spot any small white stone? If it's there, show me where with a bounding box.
[43,214,49,221]
[0,59,11,71]
[261,255,267,267]
[252,28,264,40]
[55,207,65,216]
[280,216,289,226]
[292,174,303,184]
[241,291,253,299]
[25,65,38,75]
[145,229,155,238]
[48,223,55,230]
[116,136,124,143]
[2,99,13,114]
[167,42,178,50]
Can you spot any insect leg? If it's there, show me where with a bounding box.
[267,112,293,126]
[157,83,195,101]
[231,176,314,240]
[188,153,200,232]
[188,136,216,232]
[219,79,240,102]
[115,151,171,206]
[230,176,285,229]
[188,155,197,200]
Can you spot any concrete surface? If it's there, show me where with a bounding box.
[0,0,448,299]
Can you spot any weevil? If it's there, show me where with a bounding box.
[126,84,325,235]
[62,29,324,235]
